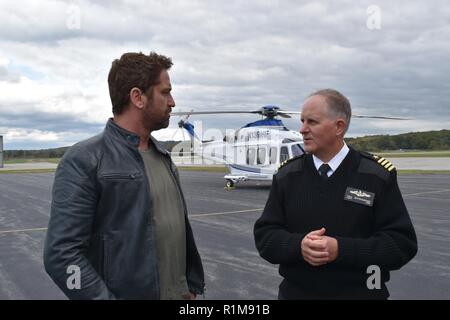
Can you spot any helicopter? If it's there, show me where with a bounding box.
[165,105,408,189]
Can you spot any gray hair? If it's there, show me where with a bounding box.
[309,89,352,133]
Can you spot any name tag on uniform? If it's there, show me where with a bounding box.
[344,187,375,207]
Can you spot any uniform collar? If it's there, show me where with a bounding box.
[312,142,350,176]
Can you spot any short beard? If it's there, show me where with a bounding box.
[141,100,154,132]
[142,99,170,132]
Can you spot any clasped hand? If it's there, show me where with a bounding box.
[301,227,338,267]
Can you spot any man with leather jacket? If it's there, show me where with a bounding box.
[43,52,205,300]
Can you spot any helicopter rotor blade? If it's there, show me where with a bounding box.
[278,111,301,115]
[352,114,411,120]
[271,111,410,120]
[172,109,411,120]
[276,112,292,118]
[183,109,194,122]
[172,111,262,116]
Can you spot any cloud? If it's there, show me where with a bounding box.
[0,0,449,149]
[0,65,20,83]
[0,126,93,150]
[0,75,110,129]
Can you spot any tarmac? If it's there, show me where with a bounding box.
[0,162,58,171]
[1,156,450,171]
[389,157,450,170]
[0,170,449,299]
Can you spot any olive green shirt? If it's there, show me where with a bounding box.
[139,146,189,300]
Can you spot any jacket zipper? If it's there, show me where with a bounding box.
[101,173,137,180]
[102,236,108,284]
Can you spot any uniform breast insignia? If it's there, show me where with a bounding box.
[349,190,371,198]
[344,187,375,207]
[373,155,396,172]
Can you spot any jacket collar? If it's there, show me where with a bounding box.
[149,135,169,155]
[105,118,168,155]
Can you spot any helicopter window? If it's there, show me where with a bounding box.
[291,144,304,157]
[247,148,256,165]
[280,146,289,163]
[269,147,277,164]
[257,147,266,165]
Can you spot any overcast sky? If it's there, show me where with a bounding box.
[1,0,449,149]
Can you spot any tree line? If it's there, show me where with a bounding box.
[3,147,69,160]
[345,129,450,152]
[3,129,449,160]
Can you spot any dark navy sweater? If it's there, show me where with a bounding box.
[254,147,418,299]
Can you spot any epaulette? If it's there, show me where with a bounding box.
[360,151,396,172]
[278,154,305,170]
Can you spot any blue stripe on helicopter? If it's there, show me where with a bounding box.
[182,122,200,140]
[242,118,288,128]
[230,164,261,173]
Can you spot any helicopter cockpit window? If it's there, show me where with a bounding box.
[257,147,266,165]
[291,144,304,157]
[269,147,277,164]
[247,148,256,165]
[280,146,289,163]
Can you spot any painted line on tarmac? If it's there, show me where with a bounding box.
[404,189,450,197]
[0,227,47,235]
[0,209,264,233]
[5,189,447,233]
[191,208,264,218]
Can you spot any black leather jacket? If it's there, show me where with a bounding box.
[43,119,205,299]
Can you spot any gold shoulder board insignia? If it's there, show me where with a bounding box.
[278,160,289,170]
[278,154,305,170]
[374,155,396,172]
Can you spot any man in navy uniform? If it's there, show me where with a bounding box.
[254,89,417,299]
